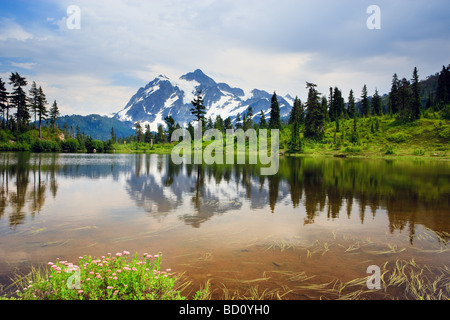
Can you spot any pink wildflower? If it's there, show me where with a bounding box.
[123,250,130,255]
[78,290,83,294]
[116,253,122,257]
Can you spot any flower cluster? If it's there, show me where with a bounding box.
[15,251,184,300]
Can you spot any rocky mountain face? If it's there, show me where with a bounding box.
[113,69,293,131]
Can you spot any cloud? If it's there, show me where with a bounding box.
[0,18,33,42]
[0,0,449,115]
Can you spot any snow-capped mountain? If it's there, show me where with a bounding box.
[114,69,293,131]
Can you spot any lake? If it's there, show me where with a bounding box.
[0,152,449,299]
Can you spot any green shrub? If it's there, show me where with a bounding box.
[386,132,411,143]
[61,138,80,152]
[31,140,61,152]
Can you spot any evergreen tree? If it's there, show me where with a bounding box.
[164,115,176,138]
[259,110,267,129]
[190,90,206,138]
[9,72,29,130]
[0,78,9,128]
[389,73,400,115]
[410,67,421,120]
[144,124,152,144]
[223,117,232,130]
[372,89,382,116]
[360,84,370,117]
[135,121,144,142]
[214,115,224,132]
[157,124,166,143]
[110,127,117,143]
[347,89,356,119]
[244,106,254,130]
[289,97,302,152]
[398,77,412,119]
[37,86,48,138]
[235,113,242,129]
[269,91,281,129]
[49,100,60,131]
[29,81,39,128]
[436,65,450,105]
[304,82,325,140]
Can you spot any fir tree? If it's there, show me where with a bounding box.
[289,97,302,152]
[29,81,39,128]
[436,65,450,105]
[347,89,356,119]
[410,67,421,120]
[9,72,29,130]
[259,110,267,129]
[244,106,254,130]
[304,82,325,140]
[269,92,281,129]
[49,100,60,131]
[164,115,176,138]
[0,78,9,128]
[135,121,144,142]
[360,84,370,117]
[235,113,242,129]
[389,73,400,115]
[398,78,412,119]
[190,90,206,138]
[372,89,382,116]
[37,86,48,138]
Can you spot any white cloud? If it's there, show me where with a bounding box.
[0,19,33,42]
[1,0,449,116]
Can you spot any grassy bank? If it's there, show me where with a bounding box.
[0,113,448,160]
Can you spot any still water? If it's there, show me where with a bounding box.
[0,152,449,299]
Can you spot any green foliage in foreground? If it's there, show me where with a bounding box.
[2,251,209,300]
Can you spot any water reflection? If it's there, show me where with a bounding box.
[0,153,449,242]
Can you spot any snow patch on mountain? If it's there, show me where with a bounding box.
[113,69,293,131]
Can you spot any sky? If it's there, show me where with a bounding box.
[0,0,449,116]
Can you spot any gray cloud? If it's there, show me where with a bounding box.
[1,0,449,115]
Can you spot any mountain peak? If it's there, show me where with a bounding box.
[180,69,216,87]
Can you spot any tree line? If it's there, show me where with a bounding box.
[132,65,448,153]
[0,72,60,137]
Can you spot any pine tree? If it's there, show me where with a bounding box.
[190,90,206,138]
[259,110,267,129]
[389,73,400,115]
[304,82,325,140]
[164,115,176,138]
[0,78,9,128]
[410,67,421,120]
[360,84,370,117]
[435,65,450,105]
[372,89,382,116]
[244,106,254,130]
[398,78,412,119]
[135,121,144,142]
[347,89,356,119]
[289,97,302,152]
[37,86,48,138]
[49,100,60,131]
[235,113,242,129]
[29,81,39,128]
[223,117,232,130]
[269,92,281,129]
[9,72,29,130]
